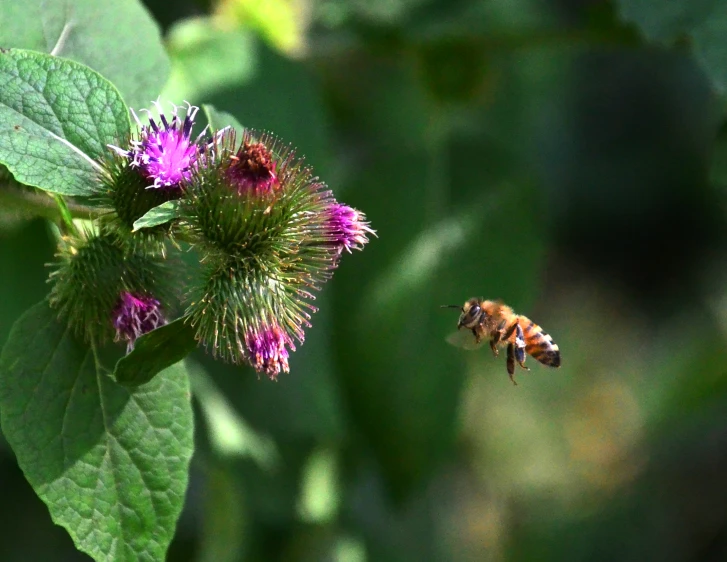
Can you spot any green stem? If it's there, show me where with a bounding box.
[0,184,96,223]
[52,193,78,234]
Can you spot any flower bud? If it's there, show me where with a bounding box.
[324,203,375,254]
[113,292,166,352]
[226,137,280,197]
[244,321,294,379]
[48,231,171,347]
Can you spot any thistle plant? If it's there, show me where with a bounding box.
[50,101,373,377]
[0,44,373,562]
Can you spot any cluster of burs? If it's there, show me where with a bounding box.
[49,102,374,378]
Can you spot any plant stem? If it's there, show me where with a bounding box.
[0,185,96,223]
[52,193,79,235]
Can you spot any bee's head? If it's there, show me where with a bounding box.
[459,298,485,329]
[441,298,485,330]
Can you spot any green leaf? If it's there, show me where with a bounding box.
[202,104,244,134]
[163,19,256,103]
[0,0,169,110]
[0,302,194,561]
[114,316,198,387]
[618,0,727,92]
[0,49,130,196]
[132,200,183,232]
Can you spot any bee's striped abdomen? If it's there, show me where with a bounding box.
[521,317,561,368]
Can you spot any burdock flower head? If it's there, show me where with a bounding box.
[48,231,172,347]
[113,292,166,352]
[325,202,375,254]
[244,320,295,378]
[102,100,206,232]
[110,100,202,190]
[182,127,375,376]
[226,137,279,197]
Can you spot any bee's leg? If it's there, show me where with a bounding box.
[502,321,517,341]
[506,343,517,385]
[489,331,500,356]
[514,323,529,371]
[471,328,481,344]
[490,320,511,357]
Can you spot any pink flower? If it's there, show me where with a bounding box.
[244,322,295,379]
[113,291,166,352]
[110,101,202,189]
[325,203,375,253]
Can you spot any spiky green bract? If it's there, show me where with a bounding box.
[48,230,173,347]
[98,151,182,236]
[183,129,341,373]
[188,258,303,373]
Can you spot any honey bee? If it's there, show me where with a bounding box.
[442,298,561,384]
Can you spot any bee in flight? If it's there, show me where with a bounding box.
[442,298,561,385]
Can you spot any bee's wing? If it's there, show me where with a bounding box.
[446,329,485,351]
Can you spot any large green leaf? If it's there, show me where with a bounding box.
[0,49,130,196]
[0,302,194,562]
[618,0,727,92]
[0,0,169,109]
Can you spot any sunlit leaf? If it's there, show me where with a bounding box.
[214,0,306,54]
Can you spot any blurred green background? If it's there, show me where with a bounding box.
[2,0,727,560]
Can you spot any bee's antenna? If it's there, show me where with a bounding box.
[440,304,462,310]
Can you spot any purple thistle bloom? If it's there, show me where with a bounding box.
[109,101,202,189]
[244,322,295,379]
[113,291,166,352]
[226,139,280,197]
[325,203,376,254]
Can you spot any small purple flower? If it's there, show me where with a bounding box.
[244,322,295,379]
[113,291,166,352]
[226,139,279,197]
[325,203,375,254]
[110,101,202,189]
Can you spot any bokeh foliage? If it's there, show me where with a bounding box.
[1,0,727,560]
